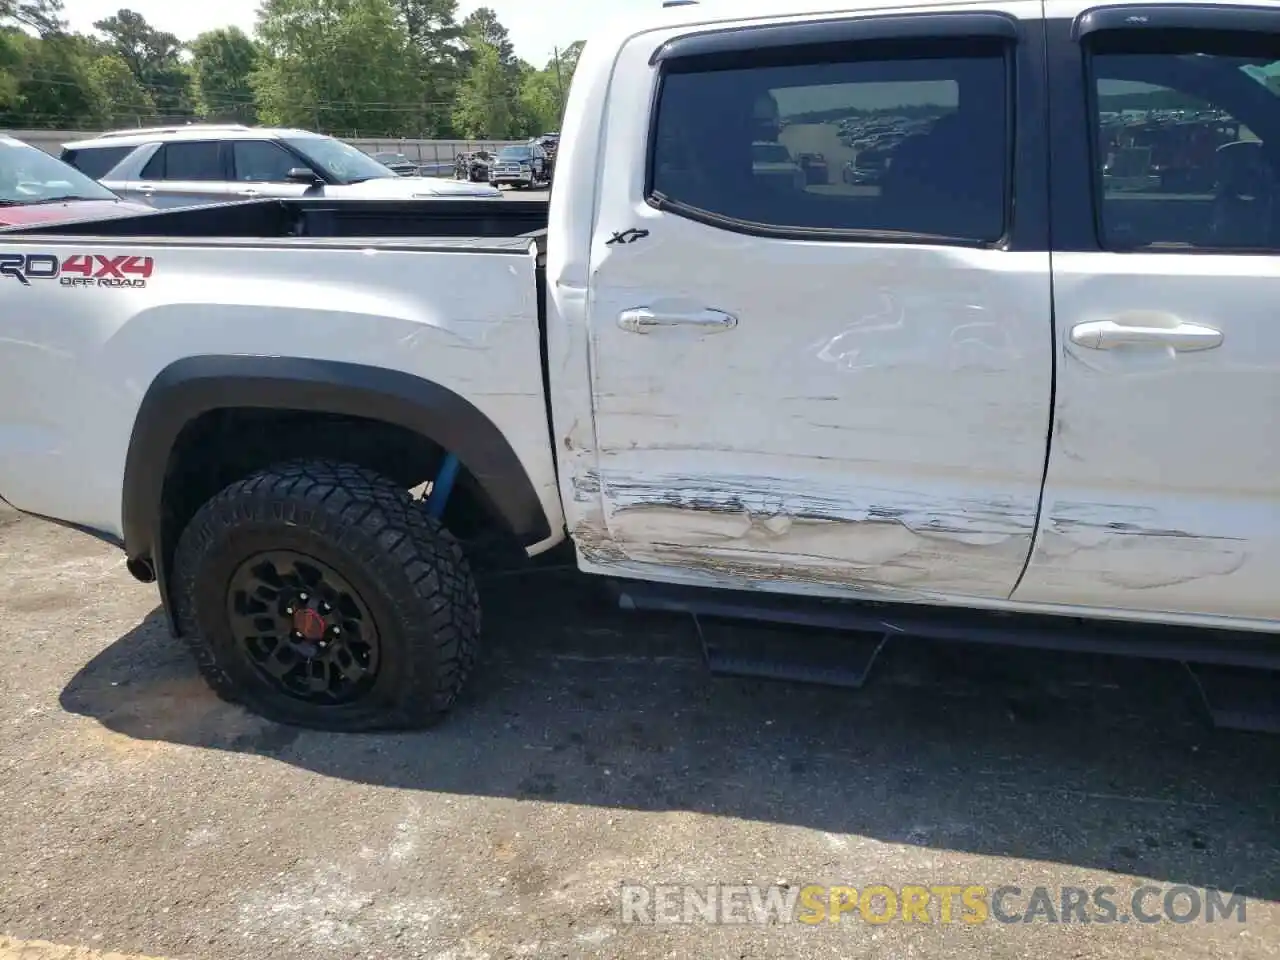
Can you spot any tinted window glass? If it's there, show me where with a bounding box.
[234,140,299,182]
[151,141,222,181]
[1090,38,1280,250]
[649,46,1009,241]
[60,145,132,179]
[0,138,119,203]
[140,147,164,179]
[282,136,394,183]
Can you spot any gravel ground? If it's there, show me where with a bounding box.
[0,503,1277,960]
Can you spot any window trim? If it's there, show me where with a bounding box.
[1081,30,1280,254]
[650,11,1020,65]
[642,27,1021,248]
[1075,3,1280,41]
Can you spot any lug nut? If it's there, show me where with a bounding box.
[299,593,309,602]
[284,606,294,615]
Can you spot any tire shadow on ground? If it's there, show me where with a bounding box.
[60,567,1280,903]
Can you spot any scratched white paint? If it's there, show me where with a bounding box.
[550,0,1052,603]
[546,0,1280,632]
[1015,251,1280,620]
[0,0,1273,650]
[0,239,565,548]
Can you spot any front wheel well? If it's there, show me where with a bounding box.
[158,408,515,583]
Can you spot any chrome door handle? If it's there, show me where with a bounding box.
[618,307,738,334]
[239,188,260,197]
[136,185,154,194]
[1069,318,1223,352]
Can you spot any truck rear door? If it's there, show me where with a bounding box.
[577,3,1054,600]
[1013,2,1280,624]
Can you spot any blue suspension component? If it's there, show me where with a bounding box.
[425,453,460,519]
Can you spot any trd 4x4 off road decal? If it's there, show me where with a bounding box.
[0,253,154,288]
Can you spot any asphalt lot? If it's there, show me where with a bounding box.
[1,501,1279,959]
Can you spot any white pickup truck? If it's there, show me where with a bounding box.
[1,0,1278,731]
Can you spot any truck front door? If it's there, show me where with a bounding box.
[579,5,1054,601]
[1014,2,1280,623]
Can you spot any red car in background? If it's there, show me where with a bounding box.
[0,134,152,228]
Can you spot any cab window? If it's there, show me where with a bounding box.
[648,39,1011,242]
[1087,31,1280,250]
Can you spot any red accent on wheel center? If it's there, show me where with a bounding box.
[294,608,327,641]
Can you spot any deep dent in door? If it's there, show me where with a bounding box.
[562,289,1046,600]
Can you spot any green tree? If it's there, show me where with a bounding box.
[0,0,71,125]
[189,26,258,122]
[517,41,582,135]
[7,31,100,128]
[556,39,583,82]
[93,8,194,118]
[253,0,426,137]
[453,7,527,137]
[389,0,464,136]
[87,52,154,126]
[0,0,64,35]
[460,6,512,65]
[452,39,510,138]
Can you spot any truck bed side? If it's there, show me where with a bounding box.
[0,207,563,558]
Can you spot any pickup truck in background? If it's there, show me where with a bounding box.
[0,0,1278,732]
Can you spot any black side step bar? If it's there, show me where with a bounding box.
[613,579,1280,669]
[611,579,1280,732]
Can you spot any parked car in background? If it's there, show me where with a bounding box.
[455,150,494,182]
[841,149,891,186]
[751,140,805,190]
[488,141,550,188]
[60,125,499,208]
[797,152,829,185]
[371,151,421,176]
[0,134,152,227]
[534,134,560,183]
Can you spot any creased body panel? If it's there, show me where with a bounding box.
[0,239,563,543]
[562,4,1053,603]
[1015,253,1280,621]
[582,235,1052,600]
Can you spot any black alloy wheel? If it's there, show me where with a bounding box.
[227,550,381,705]
[173,460,480,731]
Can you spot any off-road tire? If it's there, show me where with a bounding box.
[171,459,480,731]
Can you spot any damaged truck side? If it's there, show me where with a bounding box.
[1,0,1279,730]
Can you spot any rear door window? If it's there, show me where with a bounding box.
[141,141,224,181]
[648,42,1011,243]
[1087,33,1280,250]
[60,146,132,179]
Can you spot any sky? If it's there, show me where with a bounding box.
[59,0,628,66]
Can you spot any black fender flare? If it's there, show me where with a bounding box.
[122,354,553,577]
